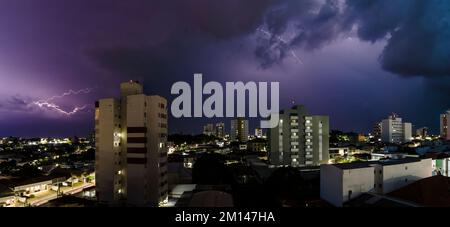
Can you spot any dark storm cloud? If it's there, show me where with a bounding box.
[255,0,345,68]
[84,0,276,80]
[258,0,450,77]
[344,0,450,77]
[0,95,34,113]
[8,96,28,106]
[1,0,450,136]
[88,46,169,78]
[7,96,32,110]
[179,0,274,39]
[86,0,450,78]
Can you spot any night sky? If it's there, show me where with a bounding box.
[1,0,450,137]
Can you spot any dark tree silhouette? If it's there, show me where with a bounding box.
[192,153,233,185]
[264,167,307,207]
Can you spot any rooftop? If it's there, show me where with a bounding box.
[0,170,71,188]
[388,175,450,207]
[376,157,423,166]
[345,193,418,207]
[332,157,425,170]
[332,162,373,170]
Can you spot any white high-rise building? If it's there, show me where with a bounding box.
[381,114,412,143]
[230,118,248,142]
[440,110,450,140]
[95,81,168,207]
[268,105,329,167]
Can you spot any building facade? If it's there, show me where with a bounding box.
[380,114,412,143]
[416,127,428,138]
[230,118,249,142]
[95,81,168,207]
[268,105,329,167]
[372,122,382,140]
[203,124,215,136]
[254,128,263,138]
[215,123,225,138]
[441,110,450,140]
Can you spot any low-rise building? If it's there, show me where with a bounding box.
[0,184,15,207]
[320,158,432,207]
[425,153,450,177]
[329,147,349,159]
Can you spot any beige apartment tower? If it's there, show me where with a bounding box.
[95,81,168,207]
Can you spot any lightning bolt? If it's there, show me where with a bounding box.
[32,88,93,116]
[37,88,93,102]
[290,50,303,64]
[256,27,304,64]
[33,101,87,115]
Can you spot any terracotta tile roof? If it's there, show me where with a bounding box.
[388,175,450,207]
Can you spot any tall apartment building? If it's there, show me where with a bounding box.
[230,118,249,142]
[268,105,329,167]
[215,123,225,139]
[441,110,450,140]
[254,128,263,138]
[416,127,428,139]
[203,124,215,136]
[372,122,382,140]
[95,81,168,207]
[380,114,412,144]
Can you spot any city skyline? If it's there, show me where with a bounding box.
[1,0,450,137]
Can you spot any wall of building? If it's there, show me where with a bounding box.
[374,159,432,194]
[95,98,121,204]
[320,165,375,207]
[320,165,343,207]
[311,116,329,165]
[403,123,412,142]
[341,167,375,205]
[95,81,168,207]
